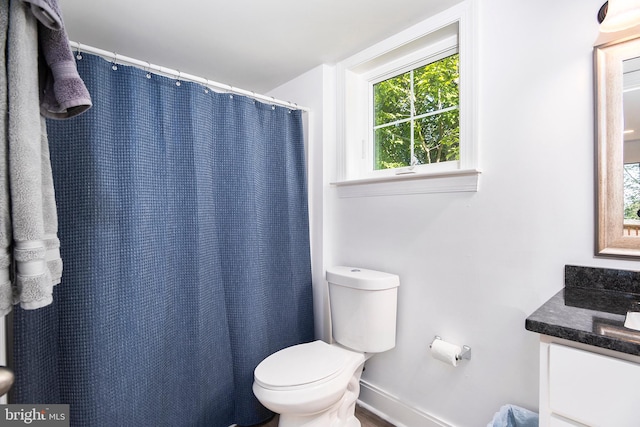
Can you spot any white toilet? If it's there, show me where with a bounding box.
[253,266,399,427]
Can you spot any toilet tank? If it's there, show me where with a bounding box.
[326,266,399,353]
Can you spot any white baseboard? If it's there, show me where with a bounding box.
[358,380,452,427]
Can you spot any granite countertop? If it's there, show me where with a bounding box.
[525,265,640,356]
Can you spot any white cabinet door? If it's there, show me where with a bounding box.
[549,414,587,427]
[549,344,640,427]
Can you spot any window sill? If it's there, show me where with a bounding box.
[331,169,481,198]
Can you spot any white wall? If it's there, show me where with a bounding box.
[625,139,640,163]
[271,0,640,426]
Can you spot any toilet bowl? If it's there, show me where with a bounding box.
[253,267,399,427]
[253,340,367,427]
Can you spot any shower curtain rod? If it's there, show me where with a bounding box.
[68,41,310,112]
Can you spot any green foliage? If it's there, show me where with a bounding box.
[625,200,640,220]
[373,54,460,170]
[374,73,411,127]
[624,163,640,219]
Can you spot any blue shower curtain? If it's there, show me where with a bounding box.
[11,53,314,427]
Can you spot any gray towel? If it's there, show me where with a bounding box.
[0,1,12,315]
[20,0,92,119]
[0,0,63,315]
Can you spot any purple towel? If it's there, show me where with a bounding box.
[38,24,92,118]
[20,0,61,30]
[20,0,92,119]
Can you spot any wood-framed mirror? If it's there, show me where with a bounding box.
[595,34,640,257]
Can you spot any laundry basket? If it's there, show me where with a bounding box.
[486,404,538,427]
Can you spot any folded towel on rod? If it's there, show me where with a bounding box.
[20,0,92,119]
[18,0,61,30]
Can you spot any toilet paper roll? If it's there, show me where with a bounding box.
[430,339,461,367]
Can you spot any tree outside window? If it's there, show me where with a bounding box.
[624,162,640,219]
[373,53,459,170]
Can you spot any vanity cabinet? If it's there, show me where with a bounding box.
[538,339,640,427]
[526,266,640,427]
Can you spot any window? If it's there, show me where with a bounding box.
[335,1,478,197]
[373,53,460,171]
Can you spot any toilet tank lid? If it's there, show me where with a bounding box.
[326,266,399,290]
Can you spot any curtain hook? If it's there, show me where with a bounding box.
[145,61,152,79]
[176,71,181,87]
[204,79,215,93]
[111,52,118,71]
[76,42,83,60]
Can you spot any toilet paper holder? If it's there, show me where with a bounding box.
[430,336,471,361]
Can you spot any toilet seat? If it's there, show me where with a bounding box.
[254,340,363,391]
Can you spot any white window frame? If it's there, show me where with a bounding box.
[334,0,479,197]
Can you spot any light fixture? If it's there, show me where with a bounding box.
[598,0,640,33]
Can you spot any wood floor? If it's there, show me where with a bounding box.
[251,404,395,427]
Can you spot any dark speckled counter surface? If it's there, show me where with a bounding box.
[525,265,640,356]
